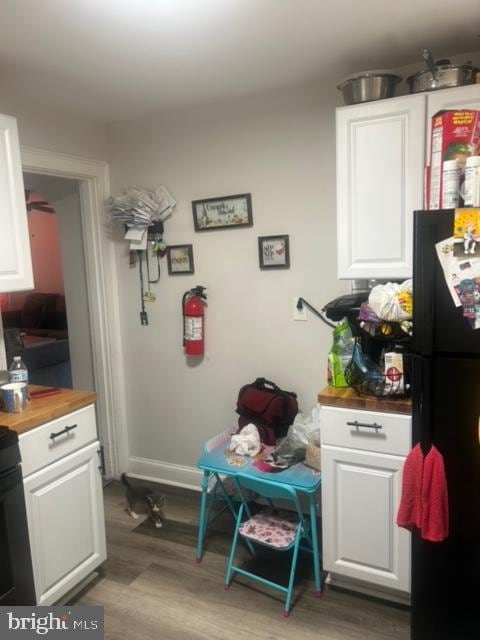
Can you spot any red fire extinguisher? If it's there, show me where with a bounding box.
[182,286,207,356]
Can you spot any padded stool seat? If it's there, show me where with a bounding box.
[240,508,298,549]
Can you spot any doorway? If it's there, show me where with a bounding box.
[10,147,129,480]
[2,174,95,393]
[3,173,96,391]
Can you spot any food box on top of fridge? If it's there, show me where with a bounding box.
[428,110,480,210]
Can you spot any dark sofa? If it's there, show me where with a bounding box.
[2,292,68,339]
[3,293,72,388]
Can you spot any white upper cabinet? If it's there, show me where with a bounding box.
[336,94,426,280]
[0,113,33,292]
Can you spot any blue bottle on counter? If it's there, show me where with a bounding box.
[8,356,28,384]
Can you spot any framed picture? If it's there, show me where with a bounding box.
[167,244,195,275]
[258,235,290,269]
[192,193,253,231]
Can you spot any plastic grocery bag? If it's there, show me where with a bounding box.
[270,406,321,467]
[368,279,413,322]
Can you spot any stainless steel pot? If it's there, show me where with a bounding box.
[407,49,478,93]
[337,70,402,105]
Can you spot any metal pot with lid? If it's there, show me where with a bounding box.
[407,49,478,93]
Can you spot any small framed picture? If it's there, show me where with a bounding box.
[192,193,253,231]
[167,244,195,275]
[258,235,290,270]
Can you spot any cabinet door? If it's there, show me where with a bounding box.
[0,113,33,292]
[321,445,410,592]
[23,441,107,605]
[336,94,426,279]
[426,84,480,159]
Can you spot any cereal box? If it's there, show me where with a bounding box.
[429,110,480,210]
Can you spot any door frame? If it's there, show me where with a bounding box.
[20,146,128,479]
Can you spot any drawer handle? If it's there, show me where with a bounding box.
[50,424,78,440]
[347,420,383,430]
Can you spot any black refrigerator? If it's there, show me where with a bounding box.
[411,209,480,640]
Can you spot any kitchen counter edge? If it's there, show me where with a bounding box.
[318,386,411,415]
[0,386,97,435]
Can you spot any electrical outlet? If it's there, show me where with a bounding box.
[293,297,308,321]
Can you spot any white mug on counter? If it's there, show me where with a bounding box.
[1,382,30,413]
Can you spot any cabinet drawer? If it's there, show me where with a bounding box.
[320,406,411,456]
[19,405,97,477]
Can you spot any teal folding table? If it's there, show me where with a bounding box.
[196,444,322,594]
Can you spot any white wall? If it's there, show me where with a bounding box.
[55,188,96,392]
[108,84,347,484]
[0,90,108,370]
[0,83,108,160]
[23,174,96,392]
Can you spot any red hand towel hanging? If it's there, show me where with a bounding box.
[396,444,449,542]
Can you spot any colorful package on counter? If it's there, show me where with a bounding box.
[327,321,353,387]
[384,351,405,395]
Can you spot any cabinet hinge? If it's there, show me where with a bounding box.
[98,445,106,476]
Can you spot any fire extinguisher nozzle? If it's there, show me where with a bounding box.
[192,285,207,300]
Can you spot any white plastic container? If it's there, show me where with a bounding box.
[441,159,460,208]
[464,156,480,206]
[472,167,480,207]
[8,356,28,384]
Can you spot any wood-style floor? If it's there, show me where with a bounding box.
[73,481,410,640]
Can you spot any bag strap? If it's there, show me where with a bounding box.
[253,377,297,397]
[252,377,279,391]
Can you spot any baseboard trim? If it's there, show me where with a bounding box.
[325,573,410,606]
[128,456,202,491]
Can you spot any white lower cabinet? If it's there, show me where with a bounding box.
[320,405,411,596]
[321,445,409,592]
[20,406,106,605]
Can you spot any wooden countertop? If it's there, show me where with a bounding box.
[0,386,96,435]
[318,386,411,415]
